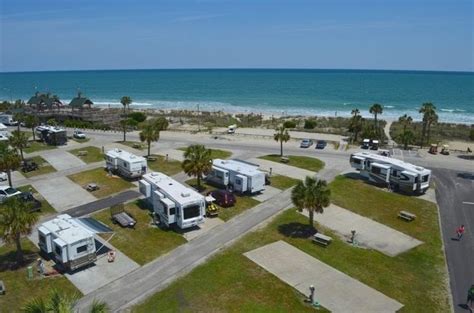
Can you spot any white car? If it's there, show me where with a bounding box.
[0,185,21,203]
[0,172,7,181]
[73,130,86,139]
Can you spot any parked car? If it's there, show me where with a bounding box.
[208,190,236,208]
[0,172,7,181]
[17,192,42,212]
[315,140,327,149]
[22,159,39,173]
[73,129,86,139]
[0,186,22,203]
[300,139,314,148]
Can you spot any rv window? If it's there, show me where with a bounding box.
[351,157,361,164]
[183,204,201,219]
[123,161,128,167]
[422,175,429,183]
[216,171,223,179]
[371,167,381,175]
[169,207,176,215]
[392,170,398,177]
[39,234,46,245]
[76,245,88,254]
[415,176,419,183]
[55,244,62,256]
[236,179,241,185]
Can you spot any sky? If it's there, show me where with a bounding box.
[0,0,472,72]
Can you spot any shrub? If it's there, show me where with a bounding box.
[304,119,317,129]
[129,112,147,123]
[283,120,297,129]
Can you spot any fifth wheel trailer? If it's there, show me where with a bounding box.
[350,152,431,194]
[207,159,265,194]
[105,148,147,179]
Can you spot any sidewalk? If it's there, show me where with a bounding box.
[245,241,403,313]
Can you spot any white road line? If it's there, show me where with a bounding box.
[462,202,474,205]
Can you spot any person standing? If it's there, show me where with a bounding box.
[456,225,465,240]
[467,284,474,309]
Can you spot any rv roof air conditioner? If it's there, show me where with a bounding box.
[181,192,190,197]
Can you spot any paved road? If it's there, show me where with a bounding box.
[433,168,474,312]
[75,188,295,312]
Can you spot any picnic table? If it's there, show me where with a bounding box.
[77,150,88,157]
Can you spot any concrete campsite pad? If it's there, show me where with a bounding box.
[32,176,97,212]
[183,217,225,241]
[301,204,423,256]
[65,239,140,294]
[244,241,404,313]
[42,150,86,171]
[248,157,315,180]
[252,185,281,202]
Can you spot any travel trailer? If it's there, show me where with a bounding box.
[0,123,9,141]
[139,172,205,229]
[105,148,147,179]
[0,114,17,126]
[207,159,265,194]
[35,125,68,145]
[350,152,431,194]
[38,214,112,271]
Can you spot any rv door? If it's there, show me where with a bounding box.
[235,174,248,193]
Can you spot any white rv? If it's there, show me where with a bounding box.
[0,123,9,141]
[350,152,431,194]
[207,159,265,194]
[35,125,68,145]
[38,214,112,271]
[0,114,17,126]
[105,148,147,179]
[139,172,205,229]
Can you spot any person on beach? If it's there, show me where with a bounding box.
[467,284,474,309]
[456,225,465,240]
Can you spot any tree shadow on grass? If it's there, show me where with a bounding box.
[278,222,316,239]
[0,249,37,271]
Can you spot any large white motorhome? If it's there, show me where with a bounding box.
[350,152,431,194]
[207,159,265,194]
[0,123,9,141]
[139,172,205,229]
[0,114,18,126]
[35,125,68,145]
[38,214,112,271]
[105,148,147,179]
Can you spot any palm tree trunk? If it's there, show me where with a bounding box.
[308,209,314,228]
[420,122,427,148]
[31,127,36,141]
[15,233,23,264]
[147,141,151,157]
[123,129,126,142]
[7,169,12,188]
[280,140,283,156]
[20,148,24,161]
[197,175,201,187]
[427,123,432,145]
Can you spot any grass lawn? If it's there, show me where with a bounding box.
[70,137,91,144]
[259,155,325,172]
[21,156,57,178]
[92,201,186,265]
[0,239,80,312]
[20,130,33,140]
[185,178,260,222]
[134,176,449,313]
[23,141,57,154]
[268,174,300,190]
[147,155,182,176]
[117,141,145,150]
[178,147,232,159]
[17,184,56,216]
[69,146,104,164]
[68,167,135,198]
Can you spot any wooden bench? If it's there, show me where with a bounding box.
[312,233,332,246]
[398,210,416,222]
[77,150,88,157]
[280,156,290,163]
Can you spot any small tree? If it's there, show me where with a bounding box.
[182,145,212,188]
[24,115,39,141]
[47,118,57,126]
[0,197,38,264]
[139,117,169,157]
[291,176,331,228]
[274,126,290,156]
[120,96,132,113]
[0,142,21,187]
[9,130,29,161]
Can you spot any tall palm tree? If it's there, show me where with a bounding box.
[120,118,138,142]
[182,144,212,188]
[291,176,331,228]
[139,117,169,157]
[349,112,364,143]
[24,115,39,141]
[120,96,132,114]
[351,108,360,117]
[426,111,438,146]
[9,130,29,161]
[419,102,436,147]
[273,126,290,157]
[369,103,383,136]
[0,197,38,264]
[0,142,21,187]
[22,289,109,313]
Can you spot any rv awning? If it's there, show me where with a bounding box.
[371,162,391,169]
[401,170,417,177]
[352,155,365,161]
[74,218,113,234]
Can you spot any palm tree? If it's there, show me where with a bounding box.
[398,114,413,133]
[9,130,29,161]
[14,112,25,132]
[426,111,438,146]
[419,102,436,147]
[24,115,39,141]
[349,110,364,143]
[273,126,290,156]
[182,144,212,188]
[291,176,331,228]
[369,103,383,136]
[0,197,38,264]
[120,118,138,142]
[120,96,132,114]
[351,108,360,117]
[0,142,21,187]
[397,129,415,150]
[139,117,169,157]
[22,289,109,313]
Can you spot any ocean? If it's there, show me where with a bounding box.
[0,69,473,124]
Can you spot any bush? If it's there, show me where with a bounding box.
[129,112,147,123]
[283,120,297,129]
[304,119,317,129]
[470,129,474,141]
